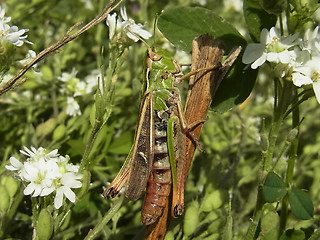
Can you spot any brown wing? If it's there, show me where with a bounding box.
[125,92,154,200]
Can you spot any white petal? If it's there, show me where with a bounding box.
[260,28,269,44]
[242,43,265,64]
[62,187,76,202]
[266,52,279,62]
[40,186,55,196]
[5,157,23,170]
[269,27,279,40]
[61,172,83,188]
[251,53,267,69]
[126,31,139,42]
[292,72,312,87]
[65,164,79,172]
[24,182,36,195]
[32,184,42,197]
[54,188,64,209]
[313,81,320,104]
[120,7,128,21]
[106,13,117,39]
[278,51,291,64]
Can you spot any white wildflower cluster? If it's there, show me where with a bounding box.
[106,7,152,42]
[58,68,101,116]
[0,6,32,46]
[242,26,320,104]
[6,146,83,209]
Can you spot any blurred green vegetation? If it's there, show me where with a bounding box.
[1,0,320,239]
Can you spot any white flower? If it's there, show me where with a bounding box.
[292,57,320,103]
[106,13,117,39]
[80,0,93,10]
[18,50,36,66]
[0,6,11,23]
[5,156,23,171]
[54,172,83,209]
[22,159,60,196]
[300,26,320,55]
[58,68,78,83]
[224,0,242,12]
[0,7,32,47]
[74,81,86,97]
[6,146,83,209]
[20,146,59,162]
[120,7,152,42]
[66,97,81,116]
[84,70,101,94]
[106,7,152,42]
[242,27,298,69]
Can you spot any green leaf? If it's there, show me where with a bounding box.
[259,0,287,15]
[289,187,314,220]
[212,58,258,112]
[263,172,287,203]
[280,229,305,240]
[260,208,279,240]
[184,201,200,237]
[243,0,277,42]
[158,6,256,111]
[158,6,246,53]
[108,131,133,154]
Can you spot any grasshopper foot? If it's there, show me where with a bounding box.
[103,187,119,199]
[173,204,184,217]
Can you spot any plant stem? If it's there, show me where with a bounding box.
[279,89,299,236]
[83,196,125,240]
[80,120,102,171]
[246,79,292,239]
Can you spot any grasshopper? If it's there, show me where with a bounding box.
[103,47,217,225]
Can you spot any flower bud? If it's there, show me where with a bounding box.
[2,175,19,198]
[287,128,298,142]
[36,118,56,137]
[0,186,10,212]
[164,231,174,240]
[53,124,66,141]
[36,208,53,240]
[200,190,225,212]
[184,201,199,236]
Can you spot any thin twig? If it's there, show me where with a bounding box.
[0,0,123,96]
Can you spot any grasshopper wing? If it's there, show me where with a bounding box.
[125,92,154,201]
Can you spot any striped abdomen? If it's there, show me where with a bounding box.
[141,103,172,225]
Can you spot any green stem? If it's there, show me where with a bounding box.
[83,196,125,240]
[246,79,292,239]
[80,120,102,171]
[279,89,299,236]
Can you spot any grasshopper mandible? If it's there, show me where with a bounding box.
[103,47,217,225]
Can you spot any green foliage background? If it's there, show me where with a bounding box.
[1,0,320,239]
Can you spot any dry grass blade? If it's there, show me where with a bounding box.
[183,35,225,193]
